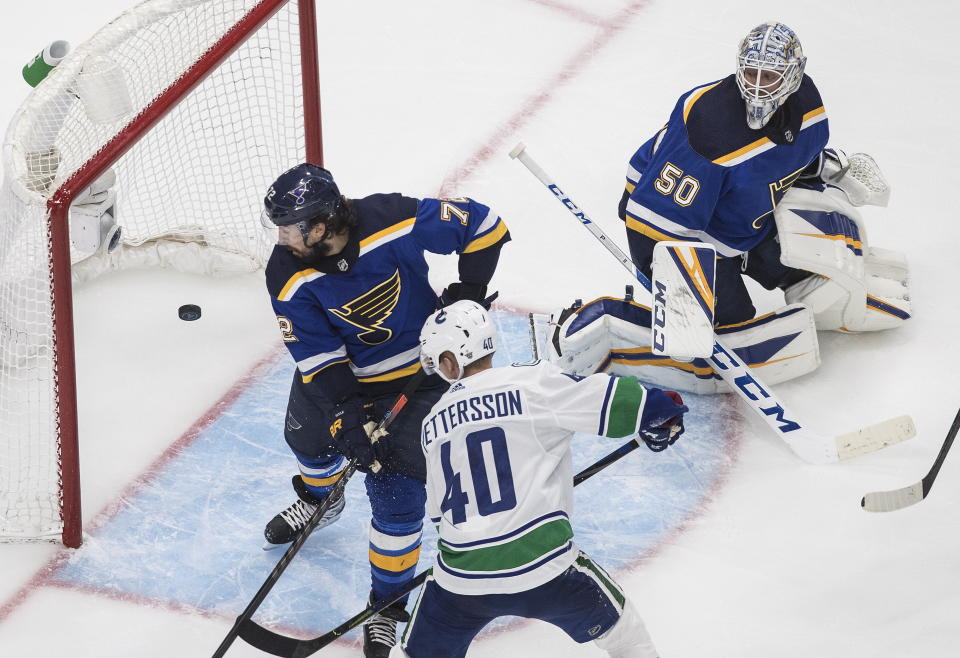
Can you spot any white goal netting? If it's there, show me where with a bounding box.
[0,0,311,543]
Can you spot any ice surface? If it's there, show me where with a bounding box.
[1,1,958,657]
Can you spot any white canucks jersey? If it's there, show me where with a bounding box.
[420,361,650,595]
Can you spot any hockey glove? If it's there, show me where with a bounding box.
[330,397,383,473]
[638,390,688,452]
[439,281,499,310]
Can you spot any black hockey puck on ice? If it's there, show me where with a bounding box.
[178,304,202,321]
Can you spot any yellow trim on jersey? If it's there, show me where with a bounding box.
[278,268,320,301]
[802,106,826,122]
[463,220,509,253]
[301,471,345,487]
[625,215,679,242]
[369,546,421,572]
[625,181,636,194]
[359,217,417,249]
[300,358,349,383]
[682,82,720,123]
[356,362,421,383]
[712,105,826,166]
[712,135,772,165]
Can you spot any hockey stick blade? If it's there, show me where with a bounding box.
[862,406,960,512]
[239,435,646,657]
[835,414,915,461]
[509,142,916,465]
[212,370,427,658]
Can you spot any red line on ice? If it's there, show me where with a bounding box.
[0,346,284,626]
[437,0,653,196]
[0,2,742,647]
[521,0,609,26]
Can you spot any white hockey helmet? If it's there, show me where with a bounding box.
[419,300,496,383]
[735,21,806,129]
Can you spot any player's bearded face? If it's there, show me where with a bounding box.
[280,223,340,266]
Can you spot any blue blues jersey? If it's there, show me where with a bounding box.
[266,193,510,399]
[623,74,829,256]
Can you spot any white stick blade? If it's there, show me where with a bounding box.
[835,414,916,461]
[509,142,526,159]
[861,482,923,512]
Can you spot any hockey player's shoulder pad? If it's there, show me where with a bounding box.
[265,243,322,300]
[787,74,825,120]
[683,74,826,164]
[683,75,756,162]
[351,192,421,243]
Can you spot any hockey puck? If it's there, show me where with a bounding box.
[178,304,202,321]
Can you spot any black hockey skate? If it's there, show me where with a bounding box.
[263,474,345,548]
[363,592,410,658]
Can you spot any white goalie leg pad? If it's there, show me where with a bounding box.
[592,599,658,658]
[651,241,716,359]
[547,297,820,394]
[777,187,911,332]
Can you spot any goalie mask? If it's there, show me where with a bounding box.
[735,21,806,129]
[419,300,496,383]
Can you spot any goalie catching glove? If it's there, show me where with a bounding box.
[330,397,383,473]
[639,389,688,452]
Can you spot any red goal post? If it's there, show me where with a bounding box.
[0,0,322,548]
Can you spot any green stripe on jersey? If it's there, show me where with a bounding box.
[439,518,573,573]
[575,554,626,608]
[605,376,646,438]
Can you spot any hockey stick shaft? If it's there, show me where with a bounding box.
[212,369,428,658]
[257,435,645,657]
[919,406,960,495]
[509,142,914,464]
[862,405,960,512]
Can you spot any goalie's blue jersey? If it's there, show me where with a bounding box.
[623,74,829,256]
[266,194,510,395]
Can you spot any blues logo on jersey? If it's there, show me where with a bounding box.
[330,269,402,345]
[266,193,511,389]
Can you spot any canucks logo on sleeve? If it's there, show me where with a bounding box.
[266,193,510,388]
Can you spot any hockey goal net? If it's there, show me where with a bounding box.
[0,0,321,547]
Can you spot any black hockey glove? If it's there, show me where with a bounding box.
[639,390,687,452]
[439,281,499,310]
[330,397,383,473]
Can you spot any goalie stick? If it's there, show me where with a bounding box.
[211,369,427,658]
[508,142,915,465]
[862,406,960,512]
[223,435,645,657]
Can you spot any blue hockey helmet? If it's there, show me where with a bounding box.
[261,163,342,231]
